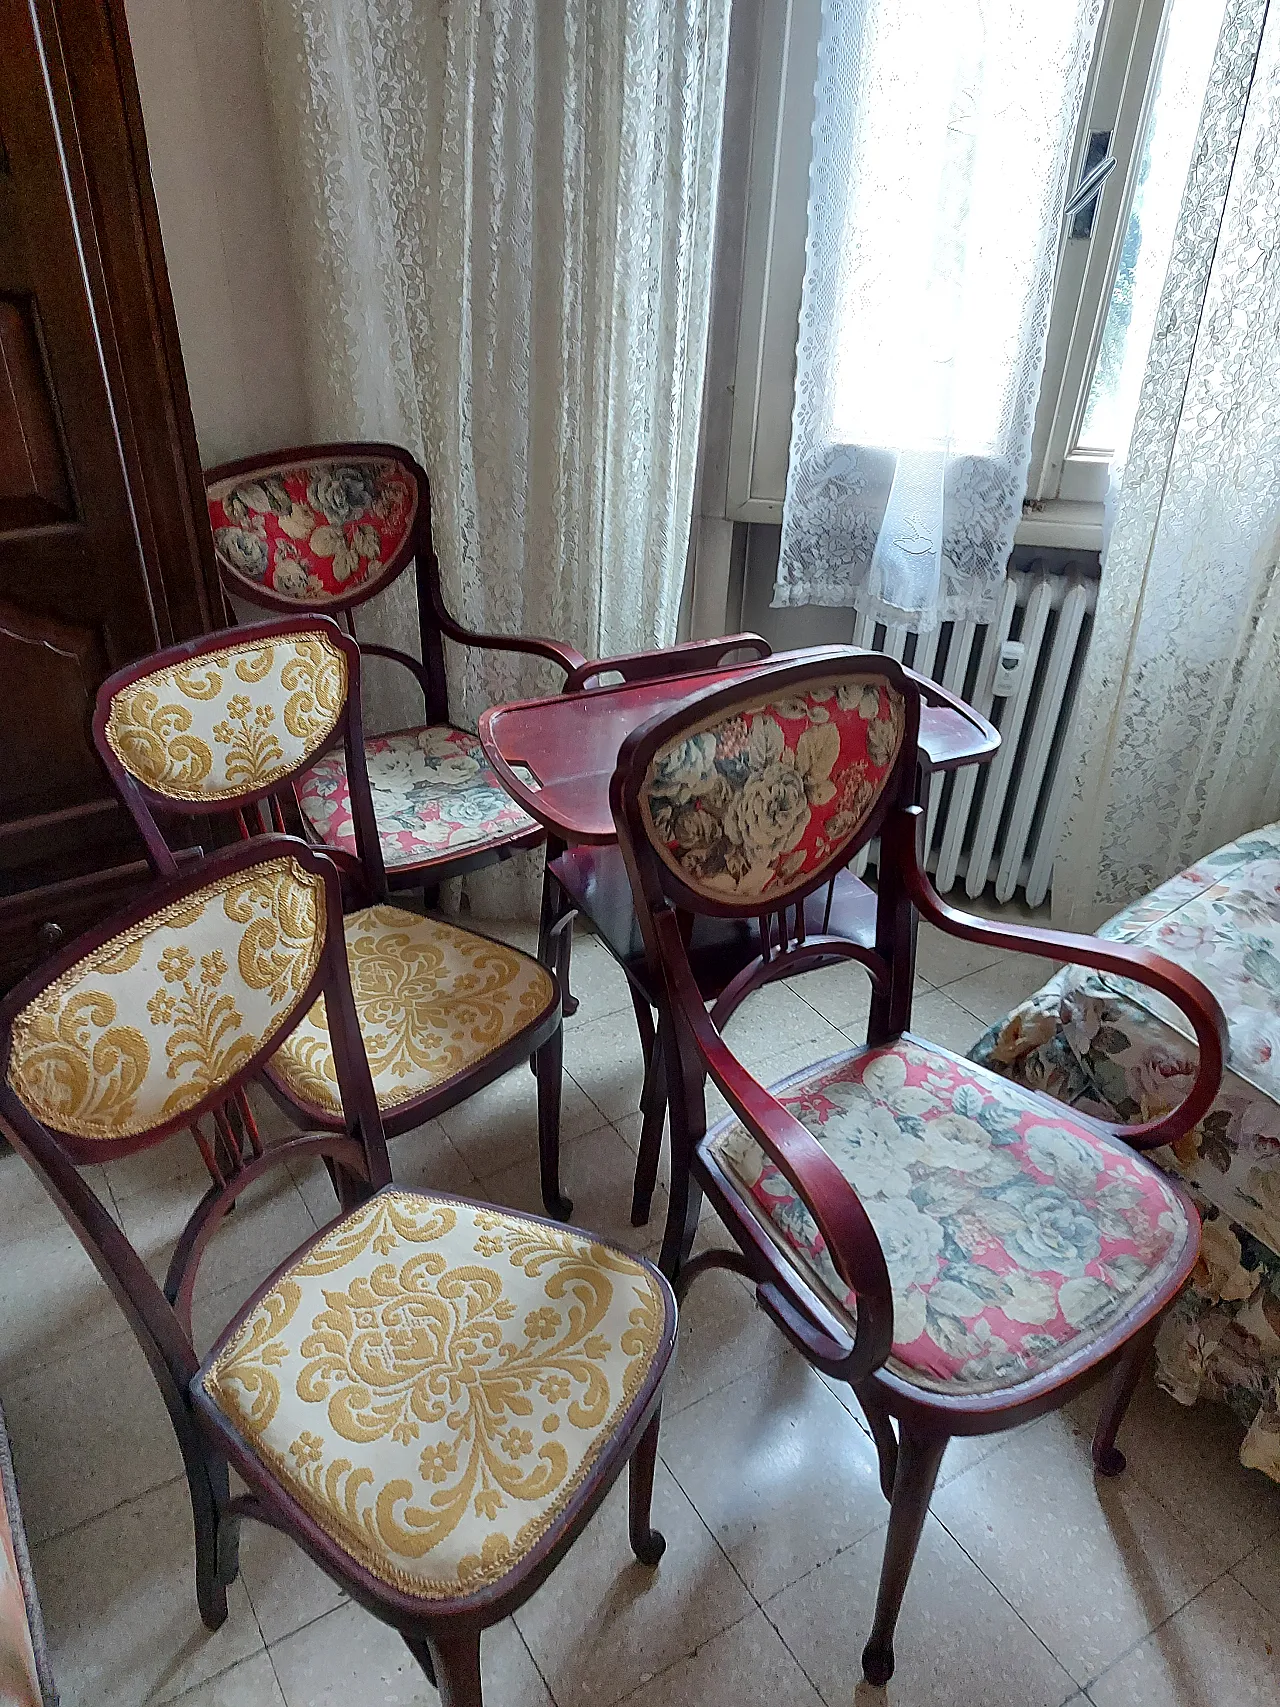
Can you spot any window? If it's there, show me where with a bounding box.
[720,0,1226,550]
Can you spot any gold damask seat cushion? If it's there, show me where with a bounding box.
[268,907,556,1117]
[194,1189,674,1601]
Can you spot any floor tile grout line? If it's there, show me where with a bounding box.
[607,1607,761,1707]
[754,1591,842,1707]
[927,1500,1098,1691]
[27,1468,187,1554]
[1074,1558,1252,1696]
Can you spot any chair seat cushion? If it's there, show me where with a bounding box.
[195,1189,673,1603]
[297,726,539,872]
[269,906,556,1118]
[709,1039,1195,1397]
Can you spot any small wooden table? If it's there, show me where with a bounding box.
[479,644,998,845]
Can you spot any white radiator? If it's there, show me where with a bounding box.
[854,566,1096,908]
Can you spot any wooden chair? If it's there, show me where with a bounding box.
[205,441,587,903]
[0,836,675,1706]
[92,615,570,1220]
[609,649,1227,1685]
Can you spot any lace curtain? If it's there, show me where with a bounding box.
[774,0,1102,630]
[256,0,729,911]
[1054,0,1280,930]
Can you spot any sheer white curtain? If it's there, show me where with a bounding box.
[774,0,1102,630]
[1054,0,1280,930]
[256,0,729,908]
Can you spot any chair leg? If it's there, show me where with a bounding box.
[853,1380,900,1502]
[189,1451,239,1631]
[534,1026,572,1221]
[628,1409,667,1566]
[410,1631,483,1707]
[630,1035,665,1228]
[862,1424,948,1687]
[1092,1318,1159,1477]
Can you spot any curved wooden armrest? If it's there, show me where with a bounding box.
[885,807,1229,1152]
[565,632,771,693]
[653,910,893,1370]
[355,642,432,700]
[432,607,586,679]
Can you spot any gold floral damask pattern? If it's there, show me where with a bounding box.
[8,857,326,1140]
[197,1190,671,1598]
[105,635,347,802]
[641,676,906,901]
[268,907,556,1116]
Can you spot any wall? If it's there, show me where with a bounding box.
[123,0,310,466]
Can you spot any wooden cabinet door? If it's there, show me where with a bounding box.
[0,0,219,977]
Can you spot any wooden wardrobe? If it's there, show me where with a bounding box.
[0,0,220,985]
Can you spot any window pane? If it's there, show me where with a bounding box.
[1077,0,1227,456]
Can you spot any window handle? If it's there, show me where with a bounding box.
[1065,132,1116,236]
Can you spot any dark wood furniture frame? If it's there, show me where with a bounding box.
[534,637,1001,1227]
[609,651,1228,1686]
[0,835,674,1706]
[91,614,568,1220]
[205,440,588,903]
[0,0,224,987]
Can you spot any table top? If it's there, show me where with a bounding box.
[479,645,1000,846]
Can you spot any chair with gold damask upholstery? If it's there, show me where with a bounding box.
[205,441,587,905]
[610,650,1228,1685]
[92,614,573,1222]
[0,835,676,1706]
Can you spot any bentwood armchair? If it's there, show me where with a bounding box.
[92,615,570,1220]
[610,649,1227,1685]
[206,441,586,903]
[0,837,675,1706]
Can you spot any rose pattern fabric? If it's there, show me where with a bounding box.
[712,1040,1191,1396]
[970,823,1280,1478]
[198,1190,671,1598]
[270,905,556,1116]
[297,726,540,871]
[642,679,906,900]
[207,458,417,604]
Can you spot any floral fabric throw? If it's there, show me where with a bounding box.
[641,678,905,900]
[713,1040,1191,1396]
[207,458,417,604]
[298,726,538,871]
[970,822,1280,1477]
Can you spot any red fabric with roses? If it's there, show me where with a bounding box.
[207,457,417,605]
[641,678,906,901]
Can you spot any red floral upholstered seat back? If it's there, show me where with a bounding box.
[639,674,907,903]
[207,454,418,607]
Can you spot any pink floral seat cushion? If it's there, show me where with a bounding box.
[207,457,417,603]
[711,1039,1193,1396]
[297,725,540,871]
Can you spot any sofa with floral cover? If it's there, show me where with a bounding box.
[969,824,1280,1483]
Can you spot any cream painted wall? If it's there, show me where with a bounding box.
[124,0,311,466]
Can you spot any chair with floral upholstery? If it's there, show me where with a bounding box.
[0,835,675,1706]
[609,649,1227,1686]
[969,822,1280,1484]
[205,441,586,903]
[92,615,571,1221]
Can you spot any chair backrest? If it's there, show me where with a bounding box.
[612,650,918,919]
[205,442,454,727]
[0,835,389,1376]
[93,615,387,896]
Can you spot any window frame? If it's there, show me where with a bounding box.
[719,0,1174,552]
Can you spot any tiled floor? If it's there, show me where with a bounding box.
[5,920,1280,1706]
